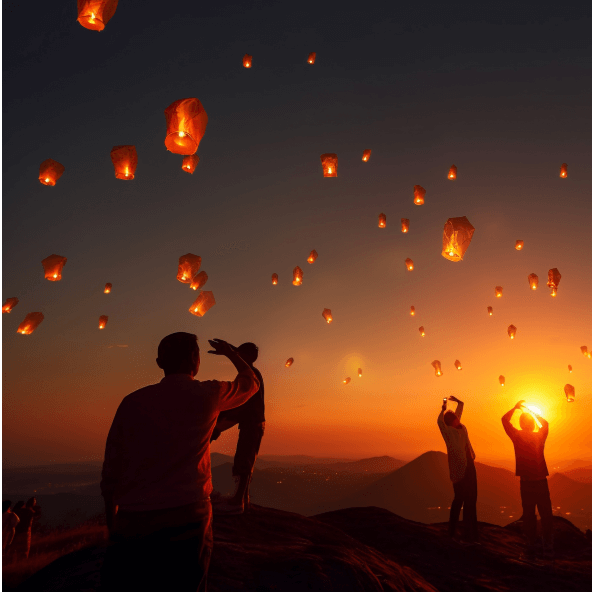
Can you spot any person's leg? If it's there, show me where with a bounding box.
[449,479,465,538]
[228,423,264,507]
[535,479,554,557]
[463,464,478,542]
[520,480,538,554]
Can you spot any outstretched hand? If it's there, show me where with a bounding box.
[448,396,458,403]
[207,339,237,358]
[515,400,526,409]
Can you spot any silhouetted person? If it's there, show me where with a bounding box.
[210,342,265,514]
[437,396,478,543]
[11,497,40,561]
[502,400,553,560]
[2,501,19,552]
[99,333,259,592]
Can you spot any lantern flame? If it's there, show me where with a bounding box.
[455,360,462,370]
[487,306,493,316]
[358,368,362,377]
[413,185,426,205]
[410,306,415,316]
[499,375,505,386]
[405,258,414,271]
[515,240,524,250]
[293,266,303,286]
[401,218,410,233]
[307,249,318,264]
[495,286,503,298]
[419,326,425,337]
[98,315,108,330]
[508,324,517,340]
[322,308,333,324]
[362,149,371,162]
[448,165,457,180]
[285,358,294,367]
[271,273,278,285]
[104,283,112,294]
[431,360,442,377]
[320,154,338,177]
[560,163,568,178]
[528,273,538,290]
[343,377,351,385]
[378,213,386,228]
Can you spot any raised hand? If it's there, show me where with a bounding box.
[448,396,458,403]
[515,400,526,409]
[207,339,237,358]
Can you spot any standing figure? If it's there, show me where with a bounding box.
[2,501,20,552]
[437,396,479,543]
[11,497,40,561]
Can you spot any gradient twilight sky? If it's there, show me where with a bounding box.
[2,1,592,467]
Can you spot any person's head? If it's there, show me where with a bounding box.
[519,412,536,432]
[156,332,200,377]
[444,410,460,428]
[237,342,259,365]
[3,501,11,513]
[26,497,36,508]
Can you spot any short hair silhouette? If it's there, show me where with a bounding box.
[443,410,458,426]
[3,500,11,513]
[238,342,258,364]
[519,412,535,432]
[157,332,199,374]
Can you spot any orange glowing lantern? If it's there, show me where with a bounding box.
[560,163,568,178]
[448,165,457,180]
[189,291,216,317]
[413,185,426,205]
[454,360,462,370]
[243,54,252,68]
[39,159,65,186]
[528,273,539,290]
[499,375,505,386]
[293,266,303,286]
[432,360,443,377]
[410,306,416,316]
[495,286,503,298]
[285,358,294,367]
[378,213,387,228]
[487,306,493,316]
[508,324,517,340]
[307,250,318,264]
[190,271,208,291]
[104,283,112,294]
[419,326,425,337]
[271,273,278,285]
[547,268,561,297]
[320,153,338,177]
[401,218,410,233]
[405,258,414,271]
[99,315,108,329]
[362,149,371,162]
[42,254,67,281]
[2,297,19,314]
[182,155,199,174]
[307,52,316,64]
[581,346,588,357]
[164,98,208,155]
[17,312,44,335]
[358,368,362,377]
[515,240,524,250]
[322,308,333,324]
[564,384,575,402]
[77,0,118,31]
[568,364,572,373]
[110,145,137,180]
[343,377,351,385]
[177,254,202,284]
[441,216,475,261]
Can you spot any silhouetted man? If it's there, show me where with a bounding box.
[99,333,259,592]
[502,400,553,560]
[2,501,19,552]
[210,342,265,514]
[437,396,478,543]
[12,497,40,561]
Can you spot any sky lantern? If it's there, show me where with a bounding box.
[568,364,572,373]
[39,159,65,186]
[77,0,118,31]
[448,165,457,180]
[515,240,524,250]
[581,346,588,357]
[487,306,493,316]
[343,377,351,385]
[285,358,294,367]
[413,185,426,205]
[307,52,316,64]
[419,326,425,337]
[17,312,44,335]
[378,213,386,228]
[560,163,568,178]
[528,273,539,290]
[99,315,108,329]
[564,384,575,402]
[405,258,414,271]
[182,155,199,174]
[401,218,410,233]
[104,283,112,294]
[410,306,416,316]
[362,149,371,162]
[271,273,278,285]
[508,324,517,340]
[110,145,137,180]
[164,98,208,155]
[320,153,338,177]
[243,54,252,68]
[499,375,505,386]
[2,297,19,314]
[432,360,443,377]
[307,250,318,264]
[441,216,475,261]
[358,368,362,377]
[322,308,333,324]
[190,271,208,291]
[293,266,303,286]
[189,291,216,317]
[177,254,202,283]
[547,268,561,297]
[495,286,503,298]
[454,360,462,370]
[42,254,67,281]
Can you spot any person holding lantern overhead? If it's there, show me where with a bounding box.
[210,342,265,515]
[437,396,479,544]
[502,400,553,561]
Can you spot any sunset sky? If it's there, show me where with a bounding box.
[3,1,592,468]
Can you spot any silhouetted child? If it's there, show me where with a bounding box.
[2,501,20,553]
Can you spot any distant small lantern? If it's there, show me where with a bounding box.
[362,149,371,162]
[508,324,517,340]
[401,218,410,233]
[307,52,316,64]
[17,312,44,335]
[285,358,294,367]
[515,240,524,250]
[528,273,539,290]
[293,266,303,286]
[98,315,108,329]
[177,254,202,283]
[320,153,338,177]
[454,360,462,370]
[564,384,575,402]
[343,377,351,385]
[410,306,416,316]
[413,185,426,205]
[358,368,362,377]
[405,258,414,271]
[2,297,19,314]
[42,254,67,281]
[432,360,443,377]
[104,283,112,294]
[271,273,278,285]
[560,163,568,178]
[39,159,65,186]
[547,268,561,297]
[182,155,199,174]
[110,145,137,180]
[307,250,318,264]
[441,216,475,261]
[378,213,386,228]
[164,98,208,155]
[499,375,505,386]
[190,271,208,291]
[487,306,493,316]
[448,165,457,180]
[243,54,252,68]
[77,0,118,31]
[568,364,572,373]
[322,308,333,324]
[495,286,503,298]
[581,346,588,357]
[419,326,425,337]
[189,291,216,317]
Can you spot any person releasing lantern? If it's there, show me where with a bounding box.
[343,377,351,385]
[507,324,517,340]
[42,254,67,281]
[448,165,457,180]
[419,326,425,337]
[362,149,371,162]
[307,250,318,264]
[320,153,338,177]
[39,159,65,186]
[164,98,208,155]
[190,271,208,291]
[271,273,278,285]
[2,297,19,314]
[413,185,426,205]
[99,315,109,329]
[410,306,416,316]
[285,358,294,367]
[17,312,44,335]
[560,163,568,178]
[243,54,252,68]
[564,384,575,402]
[189,291,216,317]
[77,0,118,31]
[487,306,493,316]
[378,213,386,228]
[499,375,505,386]
[515,240,524,250]
[405,258,414,271]
[528,273,539,290]
[547,268,561,297]
[177,254,202,283]
[110,145,137,180]
[358,368,362,377]
[441,216,475,261]
[401,218,410,233]
[432,360,443,377]
[322,308,333,324]
[454,360,462,370]
[104,283,112,294]
[293,266,303,286]
[182,155,199,174]
[495,286,503,298]
[307,52,316,64]
[568,364,572,373]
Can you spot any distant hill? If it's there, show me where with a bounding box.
[560,466,592,483]
[210,452,235,468]
[256,454,356,468]
[294,455,405,474]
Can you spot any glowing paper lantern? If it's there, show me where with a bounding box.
[307,52,316,64]
[110,145,137,180]
[42,254,67,281]
[77,0,118,31]
[560,163,568,178]
[515,240,524,250]
[39,159,65,186]
[322,308,333,324]
[448,165,457,180]
[508,324,517,340]
[17,312,44,335]
[405,258,414,271]
[99,315,108,329]
[568,365,572,373]
[564,384,575,402]
[495,286,503,298]
[190,271,208,291]
[581,346,588,357]
[413,185,426,205]
[441,216,475,262]
[177,254,202,283]
[104,283,112,294]
[164,98,208,155]
[285,358,294,367]
[499,375,505,386]
[401,218,410,233]
[410,306,415,316]
[547,268,561,297]
[189,291,216,317]
[419,326,425,337]
[293,266,303,286]
[271,273,278,285]
[2,297,19,314]
[432,360,443,377]
[454,360,462,370]
[343,377,351,385]
[362,149,371,162]
[307,250,318,264]
[358,368,362,377]
[528,273,539,290]
[487,306,493,316]
[378,213,386,228]
[243,54,252,68]
[182,155,199,174]
[320,153,338,177]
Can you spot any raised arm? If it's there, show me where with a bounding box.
[530,410,549,439]
[448,396,463,420]
[502,400,524,438]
